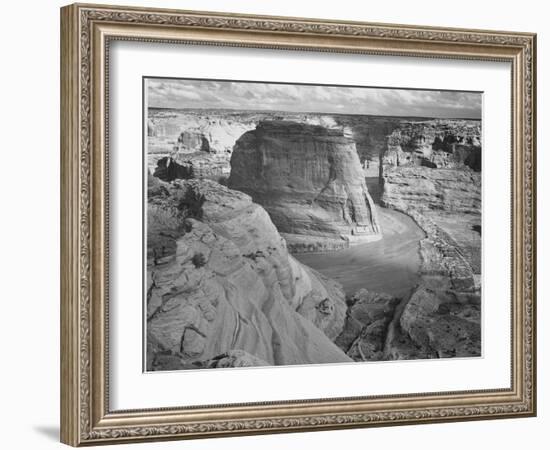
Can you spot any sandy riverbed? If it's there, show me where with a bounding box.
[294,206,425,298]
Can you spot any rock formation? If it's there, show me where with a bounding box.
[335,289,401,361]
[380,118,482,285]
[391,285,481,359]
[381,166,481,214]
[148,108,481,180]
[153,153,231,184]
[174,130,211,153]
[381,160,481,288]
[147,110,262,186]
[382,120,481,173]
[146,178,351,370]
[337,118,484,362]
[228,121,381,252]
[147,109,259,156]
[147,108,483,368]
[330,118,482,362]
[332,116,402,177]
[335,269,481,361]
[149,349,269,371]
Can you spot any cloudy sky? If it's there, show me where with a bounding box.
[146,78,481,119]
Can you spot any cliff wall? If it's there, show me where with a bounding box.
[228,121,381,252]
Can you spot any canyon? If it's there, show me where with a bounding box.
[148,108,480,179]
[146,107,482,369]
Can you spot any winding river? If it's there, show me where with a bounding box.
[294,206,425,298]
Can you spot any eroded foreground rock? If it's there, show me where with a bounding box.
[335,281,481,361]
[146,178,351,370]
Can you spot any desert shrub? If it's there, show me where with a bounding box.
[192,252,207,268]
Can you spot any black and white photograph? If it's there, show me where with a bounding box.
[144,78,482,371]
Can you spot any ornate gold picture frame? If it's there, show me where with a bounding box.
[60,3,536,446]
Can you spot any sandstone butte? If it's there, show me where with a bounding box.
[228,121,381,253]
[146,177,352,371]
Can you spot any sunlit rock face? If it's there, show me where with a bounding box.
[174,130,211,154]
[381,166,481,214]
[382,119,482,172]
[147,110,261,186]
[380,118,482,283]
[334,289,401,361]
[146,178,351,370]
[147,109,258,157]
[228,121,381,253]
[153,153,231,184]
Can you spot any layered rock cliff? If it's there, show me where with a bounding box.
[331,118,482,362]
[335,119,483,362]
[381,160,481,284]
[146,177,351,370]
[380,116,482,281]
[147,109,261,185]
[381,166,481,214]
[147,109,258,157]
[228,121,381,252]
[148,109,481,179]
[382,120,481,173]
[153,153,231,184]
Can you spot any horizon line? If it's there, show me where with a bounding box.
[147,106,482,121]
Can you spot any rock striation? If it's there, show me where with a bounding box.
[149,349,269,371]
[153,153,231,184]
[147,109,261,186]
[334,119,482,362]
[228,121,381,252]
[335,289,401,361]
[147,109,259,156]
[146,178,351,370]
[148,109,481,176]
[335,279,481,362]
[382,120,481,173]
[391,285,481,359]
[381,164,481,283]
[174,130,211,154]
[381,166,481,214]
[348,124,483,361]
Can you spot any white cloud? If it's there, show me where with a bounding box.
[147,78,481,119]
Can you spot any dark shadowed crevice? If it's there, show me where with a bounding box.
[154,157,194,181]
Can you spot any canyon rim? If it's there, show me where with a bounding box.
[145,78,482,371]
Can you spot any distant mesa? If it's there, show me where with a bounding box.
[228,120,381,253]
